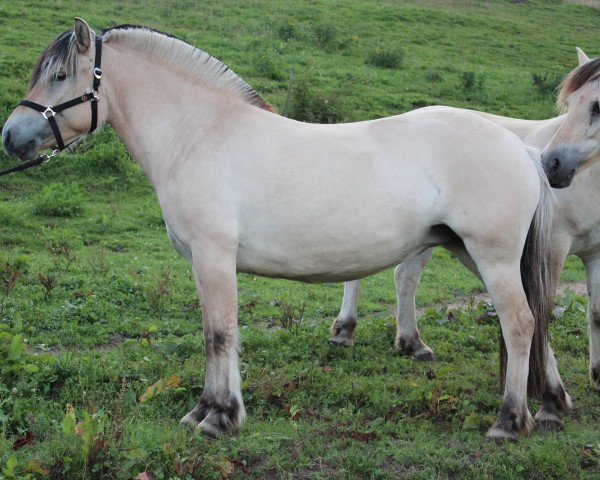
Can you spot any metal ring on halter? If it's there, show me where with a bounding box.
[44,149,60,162]
[42,106,56,119]
[91,91,99,102]
[94,67,103,79]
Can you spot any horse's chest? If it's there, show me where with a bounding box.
[165,222,193,263]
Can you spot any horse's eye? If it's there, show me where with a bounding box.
[591,100,600,121]
[52,72,67,82]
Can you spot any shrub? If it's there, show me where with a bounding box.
[33,181,86,217]
[313,24,348,52]
[458,71,485,91]
[425,69,443,83]
[288,80,346,124]
[314,24,337,48]
[276,20,297,42]
[532,72,562,95]
[255,51,285,81]
[366,47,404,69]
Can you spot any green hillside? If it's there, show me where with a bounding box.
[0,1,598,478]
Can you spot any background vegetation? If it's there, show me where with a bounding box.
[0,0,598,478]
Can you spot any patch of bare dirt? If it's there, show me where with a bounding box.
[566,0,600,9]
[415,281,587,316]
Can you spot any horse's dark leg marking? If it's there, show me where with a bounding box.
[183,394,242,436]
[592,366,600,387]
[487,396,533,443]
[591,307,600,389]
[208,330,228,356]
[536,384,572,430]
[329,315,357,347]
[396,332,435,361]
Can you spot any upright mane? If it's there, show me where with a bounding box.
[29,24,275,113]
[102,25,275,112]
[557,57,600,109]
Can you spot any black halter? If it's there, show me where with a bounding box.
[0,36,103,176]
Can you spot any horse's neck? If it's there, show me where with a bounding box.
[102,44,242,183]
[473,111,565,148]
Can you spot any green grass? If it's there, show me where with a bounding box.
[0,1,598,479]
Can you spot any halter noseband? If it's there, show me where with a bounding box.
[0,36,103,176]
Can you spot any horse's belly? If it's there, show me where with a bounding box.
[235,216,444,282]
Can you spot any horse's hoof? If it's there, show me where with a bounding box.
[536,417,564,431]
[196,420,223,438]
[486,425,519,444]
[413,349,436,361]
[180,412,201,428]
[328,335,354,347]
[535,409,564,431]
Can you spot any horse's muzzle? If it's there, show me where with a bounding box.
[2,125,39,161]
[541,145,579,188]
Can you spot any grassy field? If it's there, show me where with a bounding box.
[0,0,599,478]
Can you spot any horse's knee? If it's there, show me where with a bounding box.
[205,329,235,355]
[503,314,534,349]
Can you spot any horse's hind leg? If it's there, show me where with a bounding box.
[535,248,572,429]
[330,280,360,346]
[467,248,536,441]
[180,246,245,436]
[584,255,600,390]
[394,248,435,360]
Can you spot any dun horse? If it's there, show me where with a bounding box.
[330,49,600,430]
[3,19,553,441]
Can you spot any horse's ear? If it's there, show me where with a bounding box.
[576,47,590,66]
[74,17,91,53]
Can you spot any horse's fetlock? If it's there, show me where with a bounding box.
[396,335,415,355]
[591,365,600,389]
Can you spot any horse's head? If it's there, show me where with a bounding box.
[541,48,600,188]
[2,18,106,160]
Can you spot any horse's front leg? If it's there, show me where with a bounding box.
[180,245,245,436]
[584,255,600,390]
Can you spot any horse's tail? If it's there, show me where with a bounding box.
[500,146,555,398]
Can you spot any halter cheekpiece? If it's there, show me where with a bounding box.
[0,36,103,176]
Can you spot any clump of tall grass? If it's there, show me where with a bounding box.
[366,47,404,69]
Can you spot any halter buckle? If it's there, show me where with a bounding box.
[44,149,60,162]
[94,68,103,80]
[42,106,56,119]
[91,91,100,103]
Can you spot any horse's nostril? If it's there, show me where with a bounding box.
[551,157,561,172]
